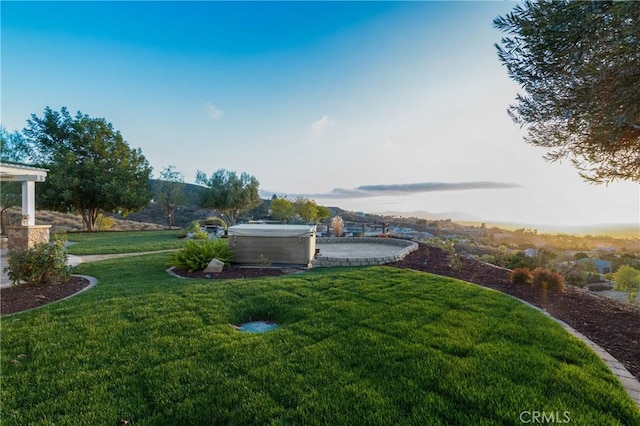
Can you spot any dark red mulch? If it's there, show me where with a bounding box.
[391,243,640,380]
[1,276,90,316]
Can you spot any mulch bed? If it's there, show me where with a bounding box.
[2,243,638,381]
[1,276,90,316]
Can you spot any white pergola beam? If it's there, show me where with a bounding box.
[0,163,48,227]
[0,174,47,182]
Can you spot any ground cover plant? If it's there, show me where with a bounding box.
[2,254,638,425]
[63,230,184,255]
[169,239,234,272]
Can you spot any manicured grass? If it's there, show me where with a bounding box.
[2,255,639,425]
[63,230,185,255]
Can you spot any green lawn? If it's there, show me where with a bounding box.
[63,230,185,255]
[2,254,638,425]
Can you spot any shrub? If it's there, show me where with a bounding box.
[191,229,209,240]
[169,239,234,272]
[331,216,344,237]
[186,221,202,233]
[613,265,640,303]
[95,213,115,231]
[4,240,71,286]
[202,217,227,228]
[510,268,533,285]
[532,267,565,292]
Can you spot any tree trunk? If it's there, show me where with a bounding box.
[80,208,101,231]
[0,207,9,235]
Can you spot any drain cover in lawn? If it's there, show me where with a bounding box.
[237,321,279,333]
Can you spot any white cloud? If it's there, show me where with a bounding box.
[310,115,333,137]
[206,102,224,120]
[264,181,522,200]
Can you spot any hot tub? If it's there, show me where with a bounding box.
[227,224,317,267]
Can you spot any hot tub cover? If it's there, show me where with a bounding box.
[228,224,316,238]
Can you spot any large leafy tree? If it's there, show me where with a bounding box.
[294,197,331,224]
[0,126,32,234]
[494,1,640,183]
[270,197,296,222]
[0,126,33,163]
[195,169,261,225]
[154,165,187,229]
[23,107,153,231]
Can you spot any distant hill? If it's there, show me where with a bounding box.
[376,209,639,238]
[375,210,479,222]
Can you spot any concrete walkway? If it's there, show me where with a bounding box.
[0,248,176,288]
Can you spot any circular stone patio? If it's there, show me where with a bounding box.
[313,237,418,267]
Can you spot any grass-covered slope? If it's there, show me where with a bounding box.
[2,254,638,425]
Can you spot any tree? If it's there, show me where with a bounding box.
[155,165,186,229]
[293,197,332,224]
[0,127,32,234]
[316,205,331,223]
[294,197,318,223]
[270,197,296,222]
[494,1,640,183]
[23,107,153,231]
[195,169,261,225]
[0,126,32,163]
[613,265,640,303]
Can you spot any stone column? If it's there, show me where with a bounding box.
[6,225,51,250]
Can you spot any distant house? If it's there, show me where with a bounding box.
[578,258,612,275]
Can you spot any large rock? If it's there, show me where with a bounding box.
[203,258,225,273]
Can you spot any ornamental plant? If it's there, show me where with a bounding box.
[532,267,565,292]
[331,216,344,237]
[613,265,640,303]
[4,239,71,286]
[169,239,234,272]
[509,267,533,286]
[203,217,227,228]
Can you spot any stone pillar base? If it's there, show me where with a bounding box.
[7,225,51,250]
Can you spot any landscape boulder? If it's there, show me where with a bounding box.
[203,258,225,273]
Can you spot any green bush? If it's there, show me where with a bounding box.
[169,239,234,272]
[613,265,640,303]
[95,213,115,231]
[191,229,209,240]
[509,267,533,285]
[4,240,71,286]
[532,267,565,292]
[202,217,227,228]
[186,221,201,233]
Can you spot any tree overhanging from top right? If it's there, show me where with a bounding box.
[494,0,640,184]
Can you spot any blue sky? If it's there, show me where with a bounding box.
[2,1,638,227]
